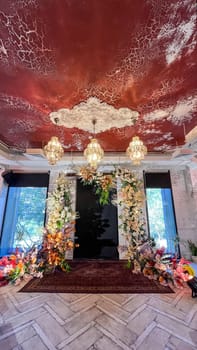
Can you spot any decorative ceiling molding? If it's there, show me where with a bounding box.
[49,97,139,133]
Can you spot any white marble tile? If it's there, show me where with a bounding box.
[0,325,35,350]
[94,334,123,350]
[35,312,69,346]
[127,307,157,335]
[65,306,101,335]
[137,326,170,350]
[96,313,136,346]
[0,283,197,350]
[21,335,49,350]
[157,314,197,346]
[97,298,130,323]
[62,325,102,350]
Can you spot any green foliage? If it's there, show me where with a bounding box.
[60,260,71,272]
[63,191,71,206]
[56,220,62,229]
[96,187,110,205]
[80,169,116,206]
[7,266,21,283]
[188,240,197,256]
[126,260,132,269]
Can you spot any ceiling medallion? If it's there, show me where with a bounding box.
[126,136,147,165]
[43,136,64,165]
[83,119,104,168]
[50,97,139,133]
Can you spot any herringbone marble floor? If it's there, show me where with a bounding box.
[0,282,197,350]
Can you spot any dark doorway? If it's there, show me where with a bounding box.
[74,179,119,260]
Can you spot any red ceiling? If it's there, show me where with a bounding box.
[0,0,196,152]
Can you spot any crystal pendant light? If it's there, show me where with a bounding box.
[84,119,104,168]
[126,136,147,165]
[43,136,64,165]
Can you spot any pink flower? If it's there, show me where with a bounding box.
[0,257,9,266]
[155,247,165,256]
[179,257,191,265]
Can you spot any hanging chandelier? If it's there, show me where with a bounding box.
[126,136,147,165]
[84,119,104,168]
[43,136,64,165]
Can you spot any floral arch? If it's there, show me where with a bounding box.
[44,167,147,269]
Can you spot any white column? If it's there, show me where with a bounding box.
[171,168,197,259]
[0,167,5,194]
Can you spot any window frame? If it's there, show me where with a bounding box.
[144,171,180,256]
[0,172,49,256]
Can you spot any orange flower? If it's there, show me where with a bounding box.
[159,276,164,283]
[56,231,62,239]
[67,241,74,249]
[17,261,24,269]
[31,257,37,264]
[9,255,17,261]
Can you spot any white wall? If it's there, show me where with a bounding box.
[171,168,197,259]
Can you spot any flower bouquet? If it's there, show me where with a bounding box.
[79,166,116,205]
[137,242,195,287]
[0,247,42,285]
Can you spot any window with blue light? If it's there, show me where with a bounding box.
[145,172,179,255]
[0,173,49,256]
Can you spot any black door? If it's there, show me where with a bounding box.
[74,179,119,259]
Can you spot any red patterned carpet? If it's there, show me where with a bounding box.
[19,260,174,294]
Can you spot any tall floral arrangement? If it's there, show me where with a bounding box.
[46,173,76,232]
[0,173,78,285]
[41,173,78,271]
[117,168,147,267]
[116,168,195,285]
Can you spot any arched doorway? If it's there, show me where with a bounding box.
[74,179,119,259]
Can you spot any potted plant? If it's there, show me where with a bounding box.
[188,240,197,263]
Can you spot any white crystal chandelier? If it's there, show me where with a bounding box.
[126,136,147,165]
[43,136,64,165]
[84,119,104,168]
